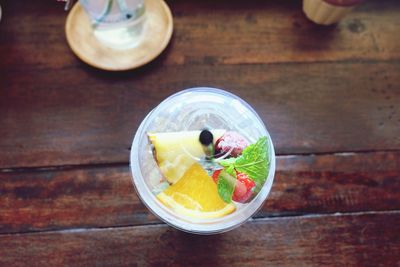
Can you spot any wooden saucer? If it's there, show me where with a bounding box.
[65,0,173,71]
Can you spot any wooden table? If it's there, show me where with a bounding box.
[1,0,399,266]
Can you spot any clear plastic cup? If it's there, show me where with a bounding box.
[130,87,275,234]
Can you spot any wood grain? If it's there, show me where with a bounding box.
[170,0,400,65]
[1,62,399,168]
[0,1,399,265]
[1,151,399,234]
[0,0,399,70]
[1,0,400,168]
[0,212,399,266]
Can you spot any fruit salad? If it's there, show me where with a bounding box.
[148,129,270,219]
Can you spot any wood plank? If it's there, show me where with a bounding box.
[1,62,399,168]
[170,0,400,65]
[1,1,399,168]
[0,0,399,70]
[1,151,399,234]
[0,212,399,266]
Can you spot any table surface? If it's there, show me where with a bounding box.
[1,0,400,266]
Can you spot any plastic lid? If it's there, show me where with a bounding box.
[130,87,275,234]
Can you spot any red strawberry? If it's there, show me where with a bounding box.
[212,169,222,183]
[215,131,249,157]
[232,172,256,203]
[212,169,255,203]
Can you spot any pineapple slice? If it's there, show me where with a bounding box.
[148,130,225,183]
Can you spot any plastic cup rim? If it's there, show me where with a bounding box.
[129,87,276,234]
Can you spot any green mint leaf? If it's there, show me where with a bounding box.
[234,136,269,191]
[217,170,236,203]
[216,136,270,195]
[219,157,236,168]
[225,165,235,176]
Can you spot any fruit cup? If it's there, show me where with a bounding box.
[130,87,275,234]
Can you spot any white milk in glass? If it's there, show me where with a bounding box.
[80,0,145,49]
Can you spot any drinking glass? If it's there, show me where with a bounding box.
[80,0,146,49]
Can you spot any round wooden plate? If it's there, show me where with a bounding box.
[65,0,173,71]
